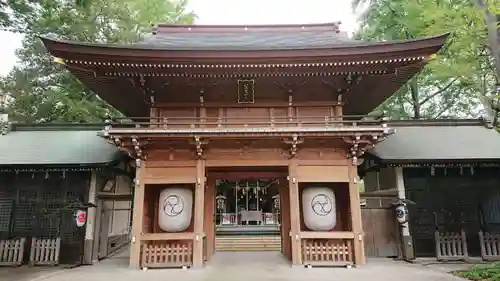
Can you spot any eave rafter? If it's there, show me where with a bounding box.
[55,56,432,79]
[61,56,429,69]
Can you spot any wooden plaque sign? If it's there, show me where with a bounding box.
[237,79,255,103]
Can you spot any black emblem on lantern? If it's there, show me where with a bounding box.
[163,195,184,217]
[311,194,333,216]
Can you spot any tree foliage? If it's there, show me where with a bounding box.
[354,0,499,120]
[0,0,195,123]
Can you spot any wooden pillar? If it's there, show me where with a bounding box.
[92,198,102,262]
[193,159,206,268]
[129,161,145,269]
[348,163,365,265]
[395,167,415,260]
[279,178,291,260]
[288,160,302,265]
[83,171,98,265]
[204,177,216,259]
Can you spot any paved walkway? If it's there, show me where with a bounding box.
[1,251,471,281]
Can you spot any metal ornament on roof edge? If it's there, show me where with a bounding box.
[237,79,255,103]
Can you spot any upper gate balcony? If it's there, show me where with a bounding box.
[103,114,392,139]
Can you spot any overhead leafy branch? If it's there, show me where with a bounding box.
[0,0,196,123]
[354,0,498,120]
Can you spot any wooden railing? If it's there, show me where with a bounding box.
[141,241,193,269]
[0,238,26,266]
[301,238,354,267]
[434,230,468,261]
[479,231,500,261]
[106,115,386,131]
[300,231,355,267]
[29,237,61,266]
[139,232,204,269]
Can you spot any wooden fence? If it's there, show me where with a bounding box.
[301,238,353,267]
[29,237,61,266]
[0,238,26,266]
[141,241,193,269]
[434,230,468,261]
[479,231,500,261]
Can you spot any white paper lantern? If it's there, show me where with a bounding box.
[302,187,336,231]
[158,186,193,232]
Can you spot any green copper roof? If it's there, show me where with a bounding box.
[0,123,123,166]
[368,119,500,163]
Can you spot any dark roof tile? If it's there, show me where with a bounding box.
[0,124,123,166]
[136,29,357,51]
[368,119,500,162]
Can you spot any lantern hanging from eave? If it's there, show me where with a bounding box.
[74,210,87,228]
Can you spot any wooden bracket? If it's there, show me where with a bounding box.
[133,75,156,105]
[191,136,209,159]
[342,135,381,165]
[131,137,148,160]
[274,80,307,105]
[283,134,304,158]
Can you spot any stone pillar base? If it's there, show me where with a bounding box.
[401,235,415,260]
[83,239,94,265]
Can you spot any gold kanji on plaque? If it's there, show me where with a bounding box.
[237,79,255,103]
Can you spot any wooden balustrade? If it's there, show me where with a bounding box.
[0,238,26,266]
[107,115,385,131]
[141,241,193,269]
[301,238,354,267]
[139,233,204,269]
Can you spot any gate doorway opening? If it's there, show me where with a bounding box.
[207,167,290,257]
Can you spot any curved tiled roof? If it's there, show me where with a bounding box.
[136,23,356,51]
[0,124,124,166]
[367,119,500,162]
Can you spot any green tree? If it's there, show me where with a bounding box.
[353,0,498,120]
[0,0,195,123]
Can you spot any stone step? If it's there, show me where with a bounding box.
[215,235,281,252]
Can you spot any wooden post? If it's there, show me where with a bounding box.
[129,161,145,269]
[204,177,216,259]
[395,167,415,260]
[288,160,302,265]
[83,171,98,265]
[348,163,365,265]
[92,198,102,262]
[193,159,206,268]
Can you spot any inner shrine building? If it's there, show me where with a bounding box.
[41,22,447,269]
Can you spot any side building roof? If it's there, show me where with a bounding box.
[0,123,124,168]
[365,119,500,165]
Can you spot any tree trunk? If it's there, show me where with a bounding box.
[409,79,421,119]
[477,0,500,82]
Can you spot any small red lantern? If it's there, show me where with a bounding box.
[75,210,87,227]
